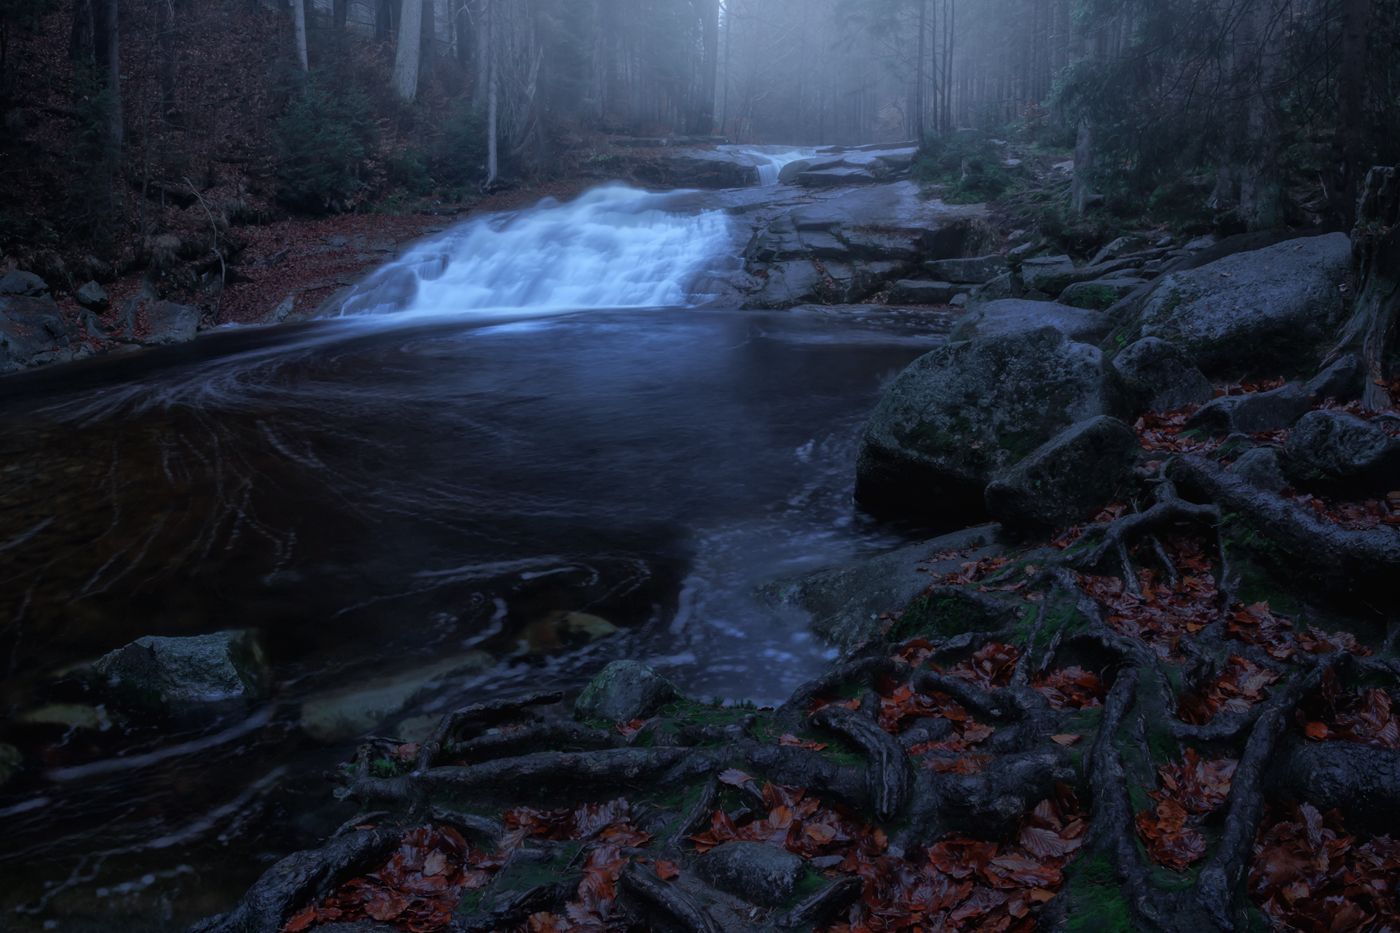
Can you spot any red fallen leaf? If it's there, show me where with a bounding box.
[1304,721,1330,740]
[1017,825,1084,860]
[1137,797,1208,871]
[778,733,828,751]
[1034,667,1107,710]
[1050,734,1081,747]
[718,768,754,787]
[654,860,680,881]
[282,907,317,933]
[615,718,647,738]
[1157,749,1236,815]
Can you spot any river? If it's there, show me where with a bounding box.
[0,176,946,929]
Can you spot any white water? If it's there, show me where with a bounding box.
[719,145,818,185]
[337,184,732,318]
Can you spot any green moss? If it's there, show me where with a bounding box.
[1063,854,1134,932]
[1015,596,1089,654]
[1068,284,1121,311]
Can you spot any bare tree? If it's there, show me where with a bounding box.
[291,0,309,70]
[392,0,423,100]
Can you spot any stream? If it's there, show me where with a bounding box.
[0,173,946,929]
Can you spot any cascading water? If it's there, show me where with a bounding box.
[718,145,818,185]
[337,185,733,318]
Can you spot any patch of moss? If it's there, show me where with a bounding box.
[1063,853,1134,932]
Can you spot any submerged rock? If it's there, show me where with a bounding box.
[1125,233,1351,376]
[697,841,804,906]
[299,652,491,742]
[985,416,1139,529]
[574,660,678,723]
[93,630,271,713]
[763,525,1002,650]
[856,327,1128,526]
[18,703,113,731]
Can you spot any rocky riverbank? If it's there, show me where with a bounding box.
[168,167,1400,932]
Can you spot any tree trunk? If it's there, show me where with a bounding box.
[392,0,422,101]
[70,0,96,65]
[693,0,719,135]
[290,0,308,70]
[98,0,122,151]
[375,0,393,42]
[1331,0,1371,227]
[914,0,927,142]
[472,0,487,107]
[333,0,347,31]
[156,0,177,113]
[1331,165,1399,411]
[1071,116,1093,215]
[484,0,498,187]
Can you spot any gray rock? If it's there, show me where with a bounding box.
[953,299,1111,343]
[697,841,803,906]
[121,296,202,346]
[1059,277,1147,311]
[1305,354,1364,402]
[1112,337,1214,412]
[796,165,880,187]
[1188,383,1313,435]
[0,295,76,373]
[970,271,1018,301]
[1285,410,1400,496]
[924,255,1005,285]
[1018,254,1077,294]
[0,270,49,297]
[750,260,825,309]
[1091,235,1144,266]
[763,525,1002,650]
[1230,447,1288,494]
[0,743,20,789]
[299,652,491,742]
[93,630,271,713]
[856,327,1129,525]
[888,280,958,305]
[985,416,1140,529]
[574,660,679,723]
[777,159,814,184]
[75,280,108,311]
[950,293,969,309]
[1127,233,1351,376]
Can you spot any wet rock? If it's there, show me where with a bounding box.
[749,260,825,309]
[573,660,678,723]
[0,743,20,789]
[120,295,202,346]
[985,416,1139,529]
[18,703,113,731]
[1230,447,1288,494]
[517,610,619,654]
[953,299,1110,343]
[1126,233,1351,376]
[970,272,1017,301]
[299,652,491,742]
[888,280,958,306]
[923,255,1004,285]
[796,165,880,187]
[0,269,49,297]
[856,327,1129,526]
[763,525,1002,650]
[778,159,815,184]
[1111,337,1213,412]
[842,228,920,263]
[631,152,759,189]
[1091,235,1144,265]
[1058,277,1146,311]
[1285,410,1400,496]
[94,630,271,713]
[0,295,77,373]
[696,841,803,907]
[75,280,109,311]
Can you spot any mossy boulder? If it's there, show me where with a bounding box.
[697,841,804,906]
[1111,337,1213,413]
[93,629,271,714]
[1284,410,1400,497]
[1124,233,1351,377]
[856,327,1130,526]
[574,660,679,723]
[985,416,1140,529]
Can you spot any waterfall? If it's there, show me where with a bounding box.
[718,145,817,186]
[336,185,732,318]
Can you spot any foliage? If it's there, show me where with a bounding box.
[427,101,488,193]
[274,72,376,214]
[915,132,1018,203]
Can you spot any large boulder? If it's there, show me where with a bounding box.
[985,417,1139,529]
[1124,233,1351,376]
[574,660,678,723]
[1059,277,1147,311]
[697,841,804,906]
[1112,337,1213,412]
[0,295,77,373]
[93,630,271,713]
[888,279,958,306]
[953,299,1111,343]
[1285,410,1400,496]
[856,327,1130,526]
[121,296,202,346]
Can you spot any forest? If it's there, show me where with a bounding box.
[0,0,1398,932]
